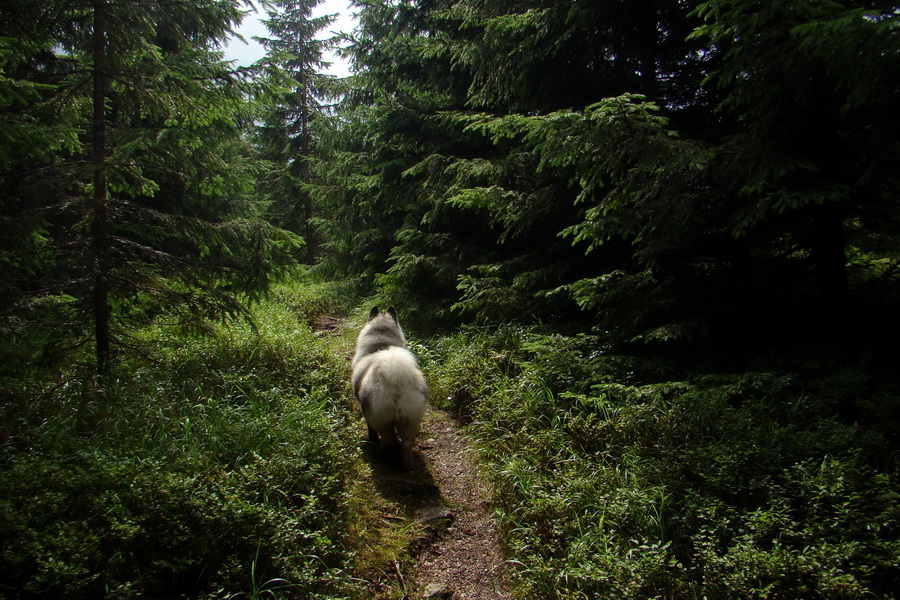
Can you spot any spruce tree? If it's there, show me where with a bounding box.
[0,0,300,374]
[254,0,337,264]
[314,0,489,323]
[690,0,900,306]
[317,0,900,340]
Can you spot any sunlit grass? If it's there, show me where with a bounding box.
[419,326,900,599]
[4,278,899,599]
[0,281,371,598]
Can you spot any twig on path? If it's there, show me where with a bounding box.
[394,557,409,598]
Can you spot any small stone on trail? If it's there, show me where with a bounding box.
[415,506,454,525]
[424,582,454,598]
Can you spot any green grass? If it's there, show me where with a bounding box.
[5,276,900,599]
[419,327,900,599]
[0,279,370,599]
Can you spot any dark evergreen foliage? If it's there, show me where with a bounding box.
[253,0,338,263]
[314,0,900,345]
[0,0,300,373]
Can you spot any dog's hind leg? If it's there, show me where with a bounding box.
[396,418,421,471]
[358,391,380,445]
[378,427,399,452]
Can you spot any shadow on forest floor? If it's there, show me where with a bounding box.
[360,441,450,520]
[356,410,512,600]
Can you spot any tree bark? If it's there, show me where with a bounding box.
[299,71,316,264]
[93,0,111,376]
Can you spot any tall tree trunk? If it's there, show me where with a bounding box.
[812,202,848,306]
[93,0,111,375]
[299,73,316,264]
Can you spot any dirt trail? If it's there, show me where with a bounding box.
[358,406,512,599]
[318,315,511,599]
[409,409,512,599]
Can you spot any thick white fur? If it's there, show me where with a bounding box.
[351,308,427,469]
[354,347,427,443]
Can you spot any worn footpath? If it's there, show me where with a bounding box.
[319,315,512,599]
[410,409,511,599]
[359,407,512,600]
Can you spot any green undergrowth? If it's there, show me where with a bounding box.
[418,327,900,599]
[5,276,900,599]
[0,278,372,599]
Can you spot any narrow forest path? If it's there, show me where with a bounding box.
[360,408,512,600]
[318,314,512,599]
[409,409,511,599]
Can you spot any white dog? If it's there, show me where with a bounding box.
[351,306,427,470]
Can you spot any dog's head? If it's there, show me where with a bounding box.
[367,305,398,323]
[355,306,406,359]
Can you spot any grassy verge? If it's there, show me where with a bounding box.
[419,327,900,599]
[0,277,375,599]
[6,276,898,599]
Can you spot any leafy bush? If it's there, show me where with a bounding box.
[270,271,370,328]
[415,325,527,416]
[0,289,364,599]
[421,327,900,599]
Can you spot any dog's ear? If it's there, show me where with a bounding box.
[367,306,380,321]
[387,306,398,321]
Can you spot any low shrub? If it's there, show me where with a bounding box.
[0,289,364,599]
[422,328,900,599]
